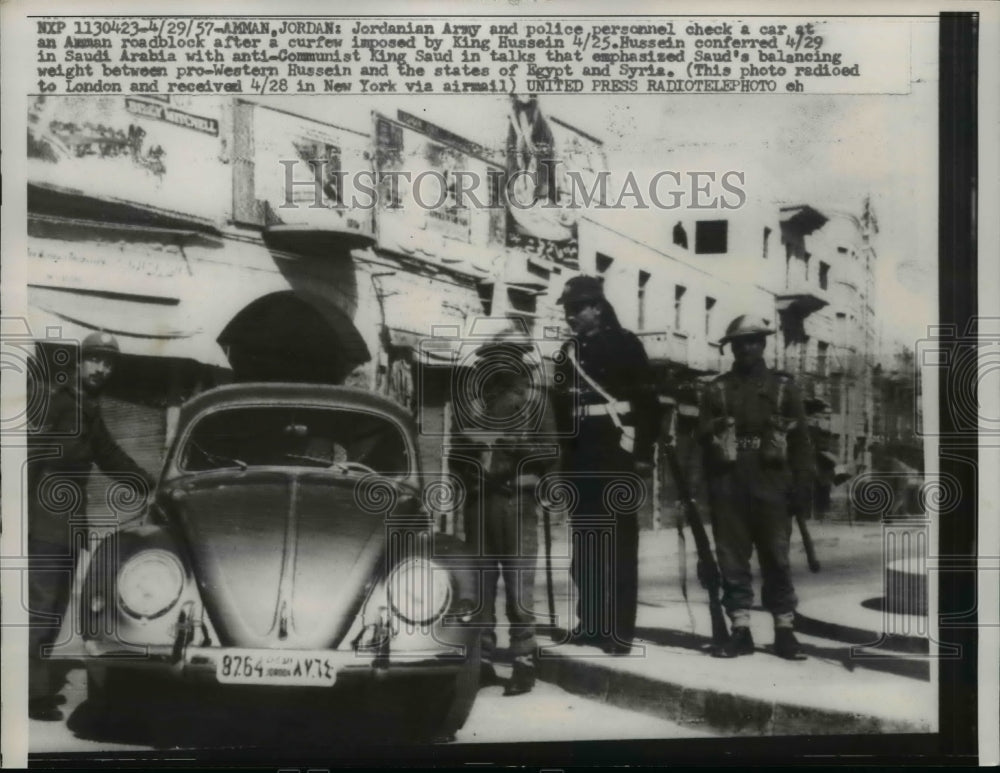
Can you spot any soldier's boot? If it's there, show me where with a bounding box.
[479,629,502,686]
[28,696,64,722]
[711,626,755,658]
[504,655,536,696]
[480,659,502,687]
[774,628,807,661]
[773,612,807,660]
[29,660,66,721]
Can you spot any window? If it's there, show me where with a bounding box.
[819,261,830,290]
[505,289,538,338]
[293,139,343,206]
[638,271,651,330]
[674,285,686,329]
[489,168,503,208]
[596,253,614,274]
[803,251,812,280]
[181,407,410,475]
[762,226,772,259]
[705,296,716,337]
[672,221,688,249]
[829,376,842,413]
[817,341,829,376]
[695,220,728,254]
[507,288,536,316]
[477,283,493,317]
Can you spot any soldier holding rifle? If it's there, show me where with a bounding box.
[698,316,814,660]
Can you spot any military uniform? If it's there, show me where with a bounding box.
[28,384,154,545]
[698,316,813,659]
[27,339,154,716]
[553,277,658,653]
[449,338,558,694]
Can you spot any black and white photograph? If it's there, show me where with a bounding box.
[0,0,995,768]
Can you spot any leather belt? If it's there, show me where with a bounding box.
[578,400,631,417]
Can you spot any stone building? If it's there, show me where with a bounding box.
[25,96,511,497]
[25,94,882,521]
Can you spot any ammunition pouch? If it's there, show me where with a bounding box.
[709,417,738,466]
[762,418,795,468]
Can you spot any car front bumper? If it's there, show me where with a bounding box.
[81,641,472,688]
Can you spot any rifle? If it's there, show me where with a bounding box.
[791,488,821,572]
[541,504,556,632]
[659,405,729,646]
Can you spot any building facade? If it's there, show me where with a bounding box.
[534,200,880,475]
[26,96,503,494]
[25,94,881,520]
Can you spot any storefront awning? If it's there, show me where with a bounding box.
[28,218,378,376]
[28,287,230,368]
[386,328,463,366]
[262,222,375,257]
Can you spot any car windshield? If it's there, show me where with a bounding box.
[179,405,411,476]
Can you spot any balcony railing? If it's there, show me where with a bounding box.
[637,330,723,373]
[776,280,830,316]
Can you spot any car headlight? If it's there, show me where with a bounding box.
[117,550,185,619]
[387,558,451,625]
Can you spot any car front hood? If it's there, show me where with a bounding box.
[167,470,392,649]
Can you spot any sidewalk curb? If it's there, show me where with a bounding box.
[794,611,930,655]
[535,651,932,736]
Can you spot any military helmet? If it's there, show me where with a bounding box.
[719,315,775,345]
[81,331,120,357]
[556,275,605,306]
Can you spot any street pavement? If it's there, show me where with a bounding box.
[515,518,937,736]
[460,672,711,744]
[28,664,707,755]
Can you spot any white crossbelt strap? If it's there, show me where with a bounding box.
[567,347,635,453]
[580,401,631,417]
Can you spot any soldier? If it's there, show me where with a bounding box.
[698,315,814,660]
[552,276,658,655]
[449,330,558,695]
[27,332,156,720]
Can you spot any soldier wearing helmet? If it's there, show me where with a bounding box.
[448,327,558,695]
[79,331,120,393]
[552,276,659,655]
[27,331,155,720]
[698,314,814,660]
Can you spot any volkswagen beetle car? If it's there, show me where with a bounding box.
[75,383,481,743]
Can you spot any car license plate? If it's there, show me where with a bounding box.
[216,650,338,686]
